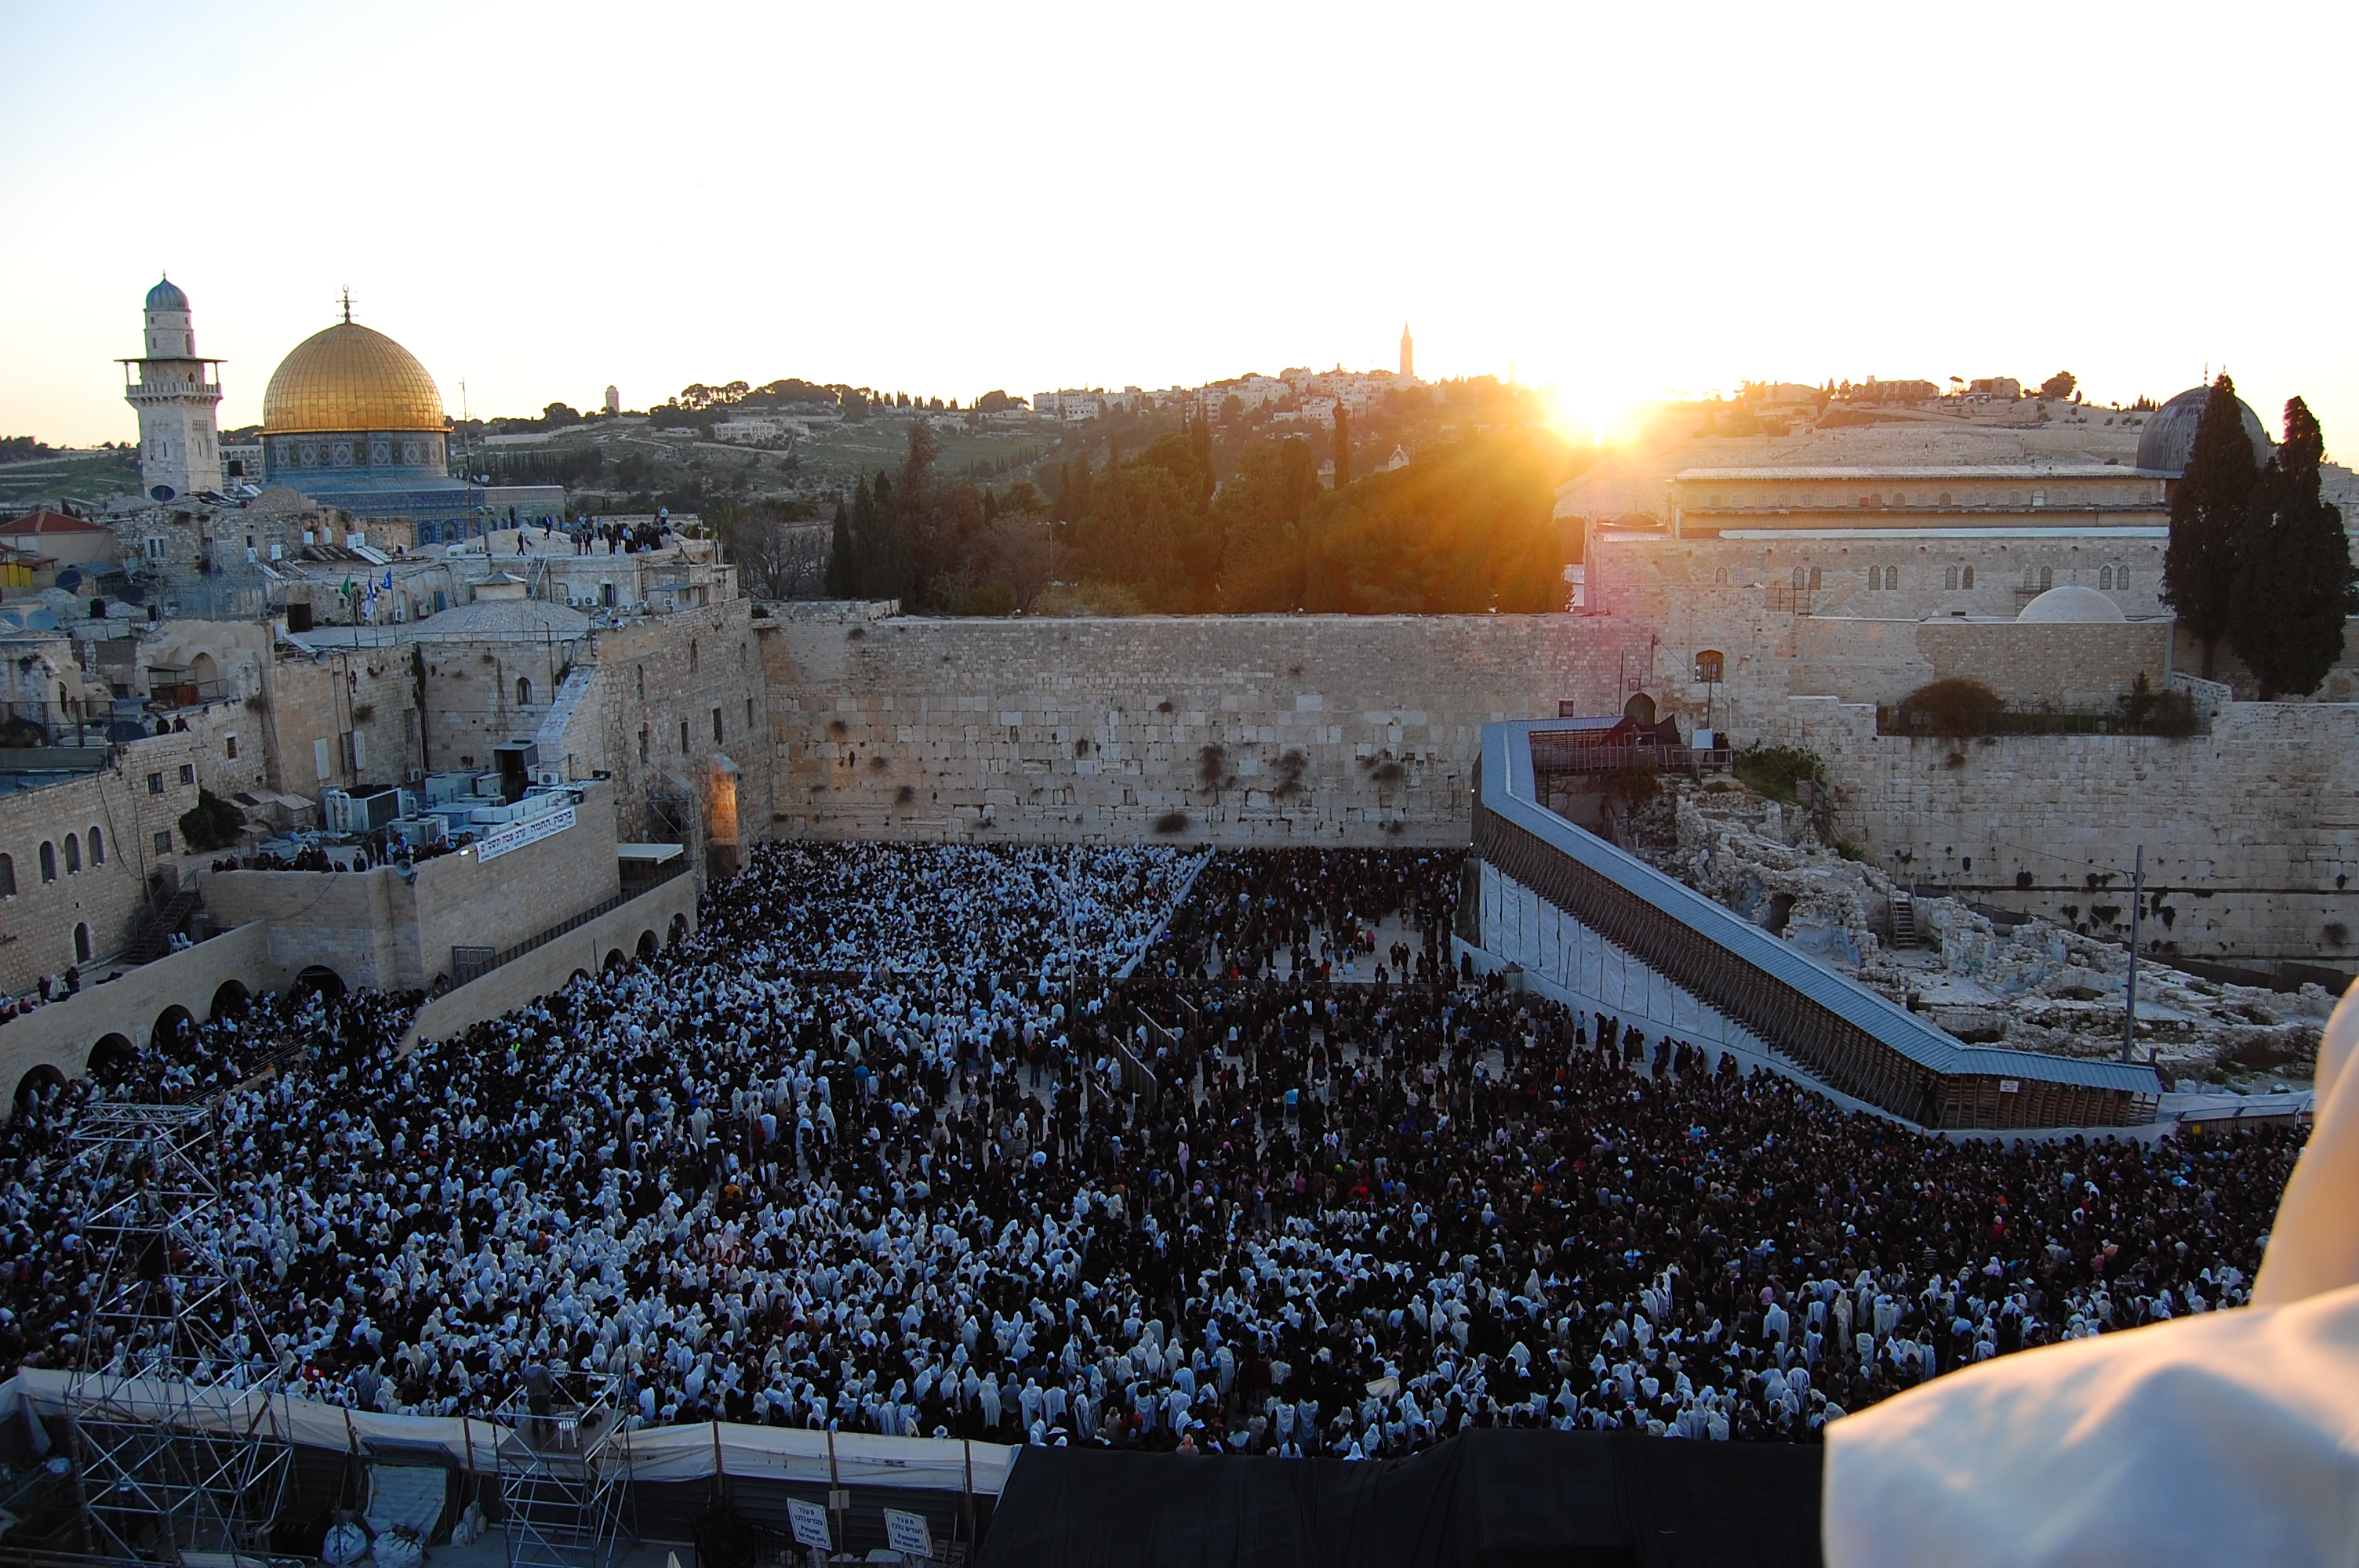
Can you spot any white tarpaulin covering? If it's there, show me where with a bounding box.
[0,1369,1015,1497]
[1824,987,2359,1566]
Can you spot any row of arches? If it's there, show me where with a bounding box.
[12,913,690,1117]
[0,826,104,897]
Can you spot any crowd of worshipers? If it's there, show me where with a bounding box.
[0,846,2304,1457]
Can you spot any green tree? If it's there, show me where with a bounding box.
[823,499,855,597]
[1332,405,1352,488]
[1298,430,1565,614]
[2227,397,2357,697]
[1216,437,1324,611]
[2039,371,2077,401]
[2161,375,2261,676]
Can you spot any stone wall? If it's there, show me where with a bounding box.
[1789,617,2175,709]
[1780,696,2359,964]
[763,612,1645,844]
[402,873,699,1049]
[203,780,621,993]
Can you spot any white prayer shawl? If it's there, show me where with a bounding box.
[1823,989,2359,1567]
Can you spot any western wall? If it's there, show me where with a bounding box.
[753,606,2359,969]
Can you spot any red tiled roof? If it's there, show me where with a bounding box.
[0,510,110,537]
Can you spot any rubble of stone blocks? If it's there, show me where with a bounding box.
[1633,785,2330,1086]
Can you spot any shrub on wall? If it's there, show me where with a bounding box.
[179,788,247,852]
[1897,679,2008,737]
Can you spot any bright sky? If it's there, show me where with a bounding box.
[5,2,2355,452]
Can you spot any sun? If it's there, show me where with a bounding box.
[1543,383,1648,448]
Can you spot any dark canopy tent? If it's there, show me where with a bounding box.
[978,1430,1822,1568]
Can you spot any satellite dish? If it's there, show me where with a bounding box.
[149,485,176,502]
[53,569,82,592]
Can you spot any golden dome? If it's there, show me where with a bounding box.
[262,321,446,434]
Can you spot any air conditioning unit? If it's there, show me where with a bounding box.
[533,765,568,789]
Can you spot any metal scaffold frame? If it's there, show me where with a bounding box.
[493,1374,634,1568]
[66,1101,292,1563]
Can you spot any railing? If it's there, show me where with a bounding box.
[448,858,690,986]
[1528,738,1734,776]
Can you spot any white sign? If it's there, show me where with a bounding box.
[474,805,575,863]
[785,1499,832,1552]
[1999,1079,2021,1094]
[881,1507,933,1559]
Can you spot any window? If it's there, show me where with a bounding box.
[517,677,533,706]
[636,666,645,699]
[639,725,650,763]
[74,924,89,964]
[154,832,173,857]
[680,720,689,753]
[226,735,238,760]
[314,738,332,779]
[746,697,755,728]
[64,836,79,874]
[1885,567,1900,590]
[1790,567,1807,589]
[1961,566,1975,589]
[712,707,725,744]
[0,853,13,897]
[1938,492,1953,506]
[147,771,164,795]
[2114,565,2126,590]
[179,763,195,786]
[2039,566,2054,590]
[1944,566,1959,590]
[1808,567,1822,590]
[88,827,102,866]
[1713,566,1728,585]
[39,842,56,882]
[2099,565,2113,589]
[689,641,699,673]
[1694,650,1725,683]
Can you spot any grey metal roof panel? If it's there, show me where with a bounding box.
[1481,721,2158,1095]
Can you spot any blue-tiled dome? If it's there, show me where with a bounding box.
[144,276,189,311]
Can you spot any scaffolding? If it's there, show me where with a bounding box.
[493,1374,633,1568]
[65,1101,291,1563]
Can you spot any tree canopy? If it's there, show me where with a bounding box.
[2226,398,2358,697]
[2161,375,2262,674]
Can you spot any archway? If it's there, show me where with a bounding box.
[602,949,627,974]
[294,965,347,1002]
[570,968,593,985]
[209,979,251,1021]
[151,1004,195,1052]
[13,1065,64,1116]
[1623,691,1657,726]
[636,931,658,960]
[667,913,689,949]
[87,1033,135,1079]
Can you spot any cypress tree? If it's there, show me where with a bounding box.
[850,474,878,596]
[2226,398,2357,697]
[1332,405,1352,488]
[823,499,855,597]
[2160,375,2260,676]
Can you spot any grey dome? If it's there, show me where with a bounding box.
[144,276,188,311]
[2018,585,2126,624]
[2134,385,2270,475]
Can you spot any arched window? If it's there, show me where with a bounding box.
[2099,566,2113,589]
[1885,566,1900,590]
[1961,566,1975,589]
[1808,566,1823,590]
[74,924,89,963]
[1944,566,1959,590]
[1694,650,1725,683]
[517,677,533,706]
[63,835,79,875]
[40,841,57,881]
[1790,567,1807,589]
[689,641,699,673]
[87,826,102,866]
[0,854,13,896]
[1714,567,1728,585]
[2114,565,2127,590]
[2039,565,2054,590]
[1938,492,1953,506]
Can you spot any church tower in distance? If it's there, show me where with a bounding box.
[1399,323,1415,383]
[121,277,224,500]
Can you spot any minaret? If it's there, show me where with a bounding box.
[120,277,224,501]
[1399,323,1415,383]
